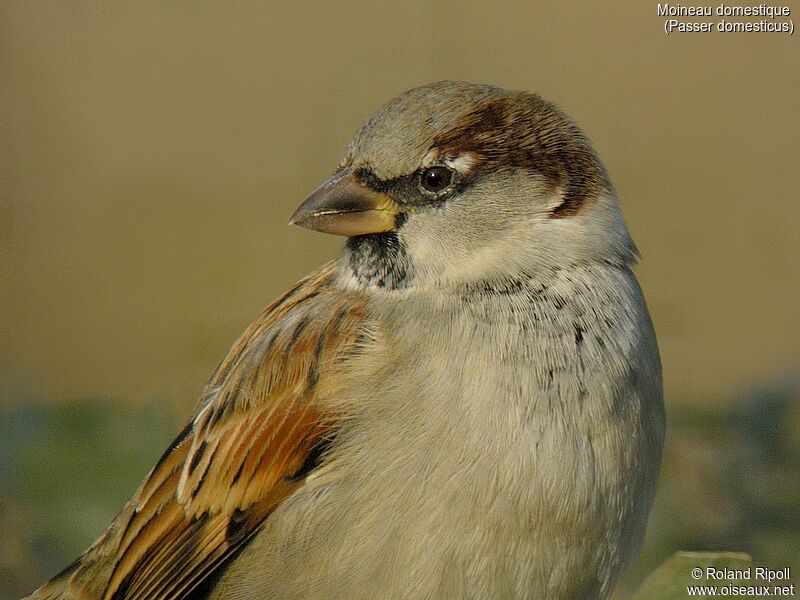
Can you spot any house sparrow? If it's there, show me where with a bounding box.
[26,81,665,600]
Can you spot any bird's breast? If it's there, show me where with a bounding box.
[217,264,664,600]
[331,263,664,597]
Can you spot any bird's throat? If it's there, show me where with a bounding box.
[345,232,410,290]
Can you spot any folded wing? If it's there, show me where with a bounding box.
[27,262,368,600]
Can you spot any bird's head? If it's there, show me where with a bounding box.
[290,81,636,292]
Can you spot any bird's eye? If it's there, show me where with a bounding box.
[420,166,454,193]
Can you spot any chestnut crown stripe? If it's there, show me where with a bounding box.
[349,94,607,219]
[431,95,611,218]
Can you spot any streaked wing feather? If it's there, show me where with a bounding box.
[96,262,366,600]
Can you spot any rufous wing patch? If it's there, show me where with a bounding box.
[98,262,367,600]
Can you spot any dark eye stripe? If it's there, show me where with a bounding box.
[354,165,475,208]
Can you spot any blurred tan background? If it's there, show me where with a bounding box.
[2,2,798,597]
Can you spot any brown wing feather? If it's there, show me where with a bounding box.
[26,262,367,600]
[99,262,366,599]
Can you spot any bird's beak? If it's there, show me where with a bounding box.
[289,170,400,236]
